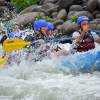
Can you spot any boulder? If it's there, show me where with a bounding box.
[53,20,64,28]
[96,14,100,18]
[57,9,67,20]
[41,3,55,10]
[58,0,82,10]
[10,12,45,27]
[85,0,98,13]
[20,5,38,14]
[61,20,78,36]
[68,11,94,21]
[97,0,100,10]
[93,10,100,18]
[51,12,58,18]
[69,5,83,11]
[39,0,57,5]
[96,25,100,30]
[0,0,7,6]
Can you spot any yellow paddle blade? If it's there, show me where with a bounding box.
[0,57,8,68]
[2,38,30,51]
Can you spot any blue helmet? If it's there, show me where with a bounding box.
[7,22,18,33]
[76,16,90,24]
[33,19,48,30]
[47,22,54,30]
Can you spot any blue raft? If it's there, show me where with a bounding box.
[58,48,100,72]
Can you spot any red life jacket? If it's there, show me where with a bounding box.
[77,31,95,52]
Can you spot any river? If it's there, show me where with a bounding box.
[0,30,100,100]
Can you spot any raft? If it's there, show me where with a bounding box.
[58,48,100,72]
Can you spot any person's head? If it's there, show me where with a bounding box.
[33,19,48,35]
[6,22,19,33]
[76,16,90,31]
[47,22,54,35]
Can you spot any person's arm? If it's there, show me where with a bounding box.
[91,32,100,44]
[24,34,44,44]
[73,26,89,45]
[96,38,100,44]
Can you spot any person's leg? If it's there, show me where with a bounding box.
[54,50,67,57]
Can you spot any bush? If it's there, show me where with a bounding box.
[69,16,78,23]
[35,12,52,22]
[11,0,40,11]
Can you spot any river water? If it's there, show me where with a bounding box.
[0,30,100,100]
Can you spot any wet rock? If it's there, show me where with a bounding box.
[10,12,45,27]
[89,24,97,29]
[41,3,55,10]
[56,25,62,32]
[85,0,98,13]
[96,14,100,18]
[61,20,78,36]
[96,25,100,30]
[93,10,100,18]
[90,20,99,24]
[57,9,67,20]
[51,12,58,18]
[53,20,64,28]
[58,0,82,10]
[0,0,7,6]
[67,11,77,19]
[20,5,38,14]
[68,11,94,21]
[39,0,58,5]
[69,5,83,11]
[97,0,100,10]
[46,5,58,14]
[0,6,8,17]
[82,0,89,6]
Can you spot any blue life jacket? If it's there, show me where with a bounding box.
[8,31,22,39]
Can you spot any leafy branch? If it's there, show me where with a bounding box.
[69,16,78,23]
[35,12,52,22]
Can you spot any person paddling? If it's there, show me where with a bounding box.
[70,16,100,53]
[2,22,22,58]
[52,16,100,56]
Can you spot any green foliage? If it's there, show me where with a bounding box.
[11,0,40,11]
[69,16,78,23]
[4,21,11,27]
[35,12,52,22]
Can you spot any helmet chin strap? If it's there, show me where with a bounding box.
[79,23,83,32]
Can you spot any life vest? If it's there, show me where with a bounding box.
[76,31,95,52]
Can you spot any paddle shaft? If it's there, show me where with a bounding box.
[30,38,74,45]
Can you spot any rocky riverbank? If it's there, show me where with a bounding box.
[0,0,100,36]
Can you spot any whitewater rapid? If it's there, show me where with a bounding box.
[0,31,100,100]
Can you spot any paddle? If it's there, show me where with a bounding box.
[0,56,13,68]
[0,57,8,68]
[2,38,74,51]
[88,29,100,34]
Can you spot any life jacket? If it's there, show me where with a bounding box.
[8,31,22,39]
[76,31,95,52]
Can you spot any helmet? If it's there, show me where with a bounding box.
[33,19,48,30]
[47,22,54,30]
[7,22,18,33]
[76,16,90,24]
